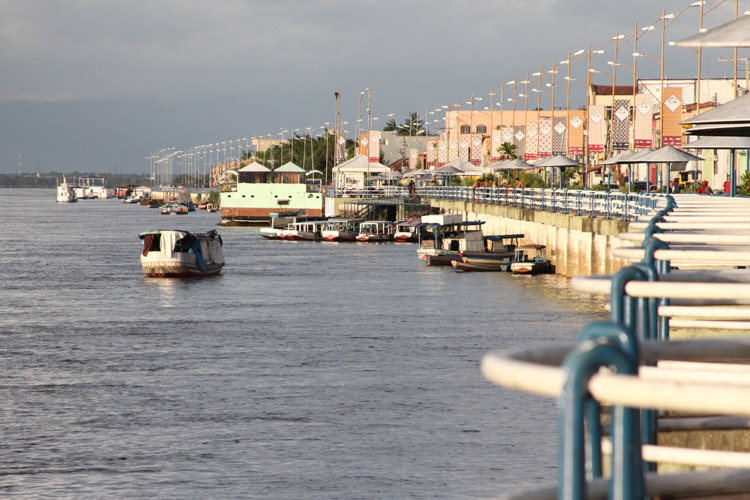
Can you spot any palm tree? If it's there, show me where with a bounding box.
[498,142,518,160]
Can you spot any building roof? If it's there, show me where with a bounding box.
[590,85,636,96]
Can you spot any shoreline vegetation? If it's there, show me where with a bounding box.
[0,173,152,189]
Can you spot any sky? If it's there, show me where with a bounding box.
[0,0,745,174]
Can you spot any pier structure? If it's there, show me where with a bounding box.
[414,186,660,277]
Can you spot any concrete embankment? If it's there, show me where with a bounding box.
[429,199,631,277]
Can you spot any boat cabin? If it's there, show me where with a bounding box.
[418,221,486,253]
[358,221,393,235]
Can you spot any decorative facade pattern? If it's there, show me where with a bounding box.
[588,105,605,153]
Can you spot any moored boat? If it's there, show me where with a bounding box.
[416,213,485,265]
[393,219,421,243]
[452,234,523,272]
[139,229,225,277]
[322,218,364,241]
[279,220,327,241]
[510,244,552,275]
[356,221,394,242]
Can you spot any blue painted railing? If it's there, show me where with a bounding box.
[482,195,750,499]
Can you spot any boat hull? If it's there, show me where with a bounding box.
[419,252,461,266]
[452,259,508,272]
[322,230,358,241]
[510,261,552,275]
[142,261,224,278]
[356,234,393,242]
[394,233,417,243]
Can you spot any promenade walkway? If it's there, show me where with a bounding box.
[479,193,750,499]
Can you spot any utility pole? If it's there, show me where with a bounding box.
[719,56,750,97]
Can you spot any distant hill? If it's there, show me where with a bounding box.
[0,172,152,188]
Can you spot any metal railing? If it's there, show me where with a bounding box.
[481,195,750,499]
[331,185,664,221]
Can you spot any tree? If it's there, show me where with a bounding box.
[397,112,425,136]
[497,142,518,160]
[383,118,397,132]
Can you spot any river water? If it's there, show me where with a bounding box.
[0,189,607,499]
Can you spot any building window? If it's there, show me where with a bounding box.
[460,125,470,134]
[476,125,487,134]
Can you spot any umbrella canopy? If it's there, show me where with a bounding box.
[599,150,636,165]
[617,148,654,164]
[501,158,535,170]
[683,92,750,137]
[676,15,750,47]
[636,145,703,163]
[484,159,511,171]
[683,136,750,149]
[402,169,431,177]
[539,154,582,168]
[444,157,484,174]
[432,165,464,174]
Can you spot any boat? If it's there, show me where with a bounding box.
[322,218,364,241]
[393,219,421,243]
[416,213,486,265]
[205,202,218,213]
[139,229,225,277]
[158,202,189,215]
[510,244,553,275]
[279,220,327,241]
[56,176,77,203]
[259,210,313,240]
[451,234,524,272]
[356,221,394,242]
[220,162,323,225]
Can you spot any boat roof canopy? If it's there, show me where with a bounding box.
[484,234,525,241]
[418,220,486,228]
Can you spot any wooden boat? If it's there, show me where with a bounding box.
[453,234,523,271]
[279,220,327,241]
[356,221,394,242]
[158,202,188,215]
[510,244,553,275]
[139,230,225,277]
[393,219,421,243]
[322,218,363,241]
[416,214,486,265]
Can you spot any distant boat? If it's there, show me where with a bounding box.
[451,234,523,272]
[139,230,225,277]
[56,177,77,203]
[158,202,188,215]
[356,221,394,242]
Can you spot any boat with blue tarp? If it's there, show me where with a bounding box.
[139,229,225,277]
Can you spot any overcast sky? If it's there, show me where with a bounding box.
[0,0,744,174]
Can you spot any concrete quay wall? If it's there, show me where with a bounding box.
[430,199,631,278]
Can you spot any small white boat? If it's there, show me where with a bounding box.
[56,177,77,203]
[356,221,394,242]
[139,230,225,277]
[510,244,552,275]
[393,219,421,243]
[322,218,363,241]
[279,220,327,241]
